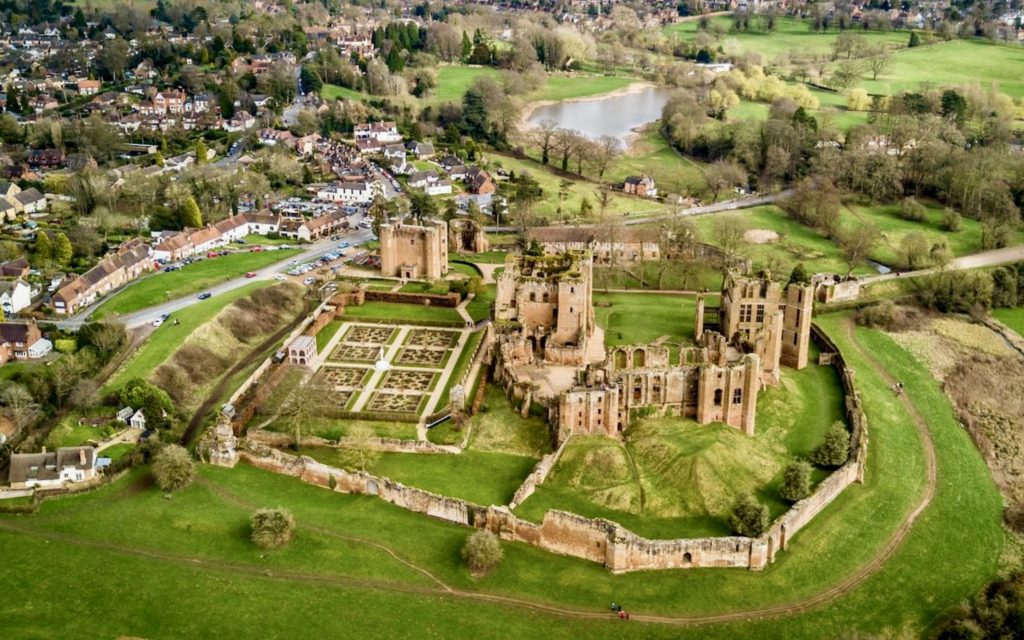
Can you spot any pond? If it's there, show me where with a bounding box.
[525,85,673,145]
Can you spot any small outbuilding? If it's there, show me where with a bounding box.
[288,335,317,367]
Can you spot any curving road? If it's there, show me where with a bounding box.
[54,227,375,331]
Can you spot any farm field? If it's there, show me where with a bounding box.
[0,315,1005,638]
[91,249,300,319]
[515,350,843,537]
[104,281,275,392]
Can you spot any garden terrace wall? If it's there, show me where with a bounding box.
[247,428,454,454]
[233,325,868,572]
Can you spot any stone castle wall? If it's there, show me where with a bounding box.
[234,323,867,573]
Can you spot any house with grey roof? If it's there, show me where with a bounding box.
[8,446,97,489]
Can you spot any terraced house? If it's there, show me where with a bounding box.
[52,239,153,315]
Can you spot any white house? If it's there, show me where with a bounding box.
[8,446,97,489]
[354,121,401,143]
[130,409,146,430]
[316,181,381,204]
[0,279,32,314]
[425,179,452,196]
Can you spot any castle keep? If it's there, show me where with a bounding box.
[495,252,813,440]
[379,220,449,280]
[494,251,594,366]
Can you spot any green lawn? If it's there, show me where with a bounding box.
[516,350,843,538]
[992,307,1024,339]
[0,319,1005,640]
[438,329,484,408]
[341,301,463,325]
[431,65,501,104]
[593,292,708,347]
[690,205,876,276]
[593,262,724,292]
[451,250,508,264]
[860,39,1024,98]
[316,319,344,352]
[300,446,536,506]
[100,443,134,461]
[104,281,275,392]
[463,385,552,458]
[488,152,669,222]
[528,74,638,103]
[92,250,299,319]
[602,125,709,198]
[465,285,495,323]
[664,17,909,62]
[322,84,368,102]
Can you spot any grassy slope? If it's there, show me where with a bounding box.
[322,84,367,101]
[0,318,1005,639]
[92,250,299,319]
[487,152,669,221]
[104,281,274,392]
[465,284,495,322]
[301,446,535,506]
[516,351,843,537]
[529,74,637,102]
[602,125,709,198]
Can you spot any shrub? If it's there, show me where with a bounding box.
[855,300,923,332]
[250,507,296,549]
[810,421,851,468]
[934,572,1024,639]
[54,339,77,354]
[152,444,195,492]
[780,460,813,502]
[917,270,994,313]
[940,208,962,232]
[728,494,770,537]
[461,529,503,573]
[899,197,927,222]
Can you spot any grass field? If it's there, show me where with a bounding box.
[300,446,536,506]
[104,282,275,392]
[465,284,495,322]
[92,250,299,319]
[488,152,669,222]
[860,39,1024,98]
[603,125,710,198]
[664,17,909,61]
[0,314,1005,640]
[515,350,842,537]
[593,292,709,347]
[431,65,501,104]
[322,84,368,102]
[593,262,724,292]
[340,301,463,325]
[529,74,638,103]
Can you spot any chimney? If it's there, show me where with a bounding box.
[79,448,86,465]
[41,446,47,454]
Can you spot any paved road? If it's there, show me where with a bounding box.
[282,67,305,127]
[861,243,1024,286]
[55,227,375,331]
[482,190,792,233]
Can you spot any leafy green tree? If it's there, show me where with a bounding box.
[250,508,296,549]
[34,231,52,265]
[940,208,962,232]
[120,378,175,430]
[194,139,208,165]
[53,232,73,267]
[780,460,813,502]
[908,31,921,47]
[152,445,195,492]
[810,421,851,467]
[460,31,472,61]
[728,494,770,537]
[461,529,503,573]
[182,197,203,228]
[788,263,809,285]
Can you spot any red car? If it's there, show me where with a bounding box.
[245,271,257,278]
[207,252,218,258]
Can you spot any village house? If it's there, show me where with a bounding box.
[623,175,657,198]
[76,79,101,95]
[407,141,435,159]
[12,188,46,215]
[279,210,348,242]
[316,181,381,204]
[465,167,496,195]
[152,212,283,262]
[52,239,153,315]
[0,258,30,279]
[27,149,64,169]
[0,321,51,364]
[354,121,401,143]
[8,446,97,489]
[0,279,33,314]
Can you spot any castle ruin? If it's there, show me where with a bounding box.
[495,252,813,440]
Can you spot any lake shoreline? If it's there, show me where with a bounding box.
[518,80,659,145]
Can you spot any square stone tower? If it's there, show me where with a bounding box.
[379,220,449,280]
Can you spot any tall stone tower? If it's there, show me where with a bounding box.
[781,283,814,369]
[379,220,449,280]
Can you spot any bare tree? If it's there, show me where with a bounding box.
[347,423,379,472]
[837,224,881,276]
[1,383,39,431]
[593,135,622,184]
[866,46,893,81]
[714,218,746,261]
[553,128,580,172]
[705,161,747,203]
[530,120,559,165]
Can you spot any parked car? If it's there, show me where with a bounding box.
[245,271,257,278]
[152,318,163,327]
[274,274,287,281]
[161,313,170,321]
[272,351,286,364]
[250,247,263,253]
[207,252,218,258]
[198,292,212,300]
[303,277,316,285]
[338,242,350,249]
